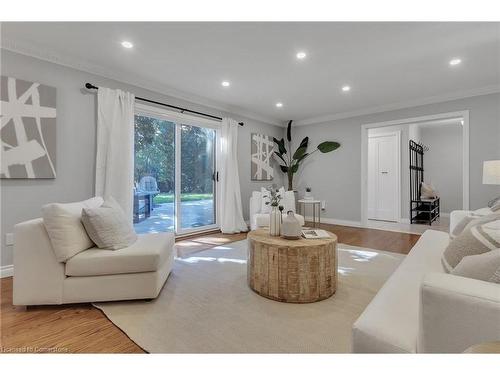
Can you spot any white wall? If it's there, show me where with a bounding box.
[420,122,463,214]
[291,93,500,224]
[0,49,284,268]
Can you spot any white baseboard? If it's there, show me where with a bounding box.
[1,264,13,278]
[303,216,363,228]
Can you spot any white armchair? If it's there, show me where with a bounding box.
[249,190,305,230]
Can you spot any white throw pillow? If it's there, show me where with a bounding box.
[420,182,438,199]
[81,197,137,250]
[452,249,500,284]
[42,197,104,262]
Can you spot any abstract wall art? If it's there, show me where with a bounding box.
[250,133,274,181]
[1,76,56,178]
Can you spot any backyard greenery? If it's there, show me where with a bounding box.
[134,115,215,195]
[153,193,213,204]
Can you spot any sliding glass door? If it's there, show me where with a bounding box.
[133,104,219,235]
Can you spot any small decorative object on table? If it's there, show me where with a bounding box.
[282,211,302,239]
[263,186,282,236]
[304,187,313,200]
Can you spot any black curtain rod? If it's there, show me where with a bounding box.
[85,83,244,126]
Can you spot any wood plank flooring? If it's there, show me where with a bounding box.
[0,226,419,353]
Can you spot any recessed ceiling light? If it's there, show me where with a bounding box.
[342,85,351,92]
[221,81,230,87]
[296,52,307,60]
[276,102,283,108]
[449,58,462,66]
[121,41,134,49]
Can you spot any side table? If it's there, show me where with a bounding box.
[298,199,321,227]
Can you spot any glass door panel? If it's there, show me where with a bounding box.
[133,114,175,234]
[179,124,216,231]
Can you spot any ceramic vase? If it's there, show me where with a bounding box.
[269,206,281,236]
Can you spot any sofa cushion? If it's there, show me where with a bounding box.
[442,219,500,272]
[254,213,305,228]
[352,230,449,353]
[81,197,137,250]
[65,232,175,277]
[42,197,104,262]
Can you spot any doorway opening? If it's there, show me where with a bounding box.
[361,111,469,234]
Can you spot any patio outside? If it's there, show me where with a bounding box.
[134,193,215,234]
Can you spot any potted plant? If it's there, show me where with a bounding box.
[304,187,313,200]
[263,186,282,236]
[273,120,341,191]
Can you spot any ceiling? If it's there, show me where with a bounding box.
[1,22,499,125]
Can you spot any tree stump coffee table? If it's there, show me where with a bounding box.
[247,229,338,303]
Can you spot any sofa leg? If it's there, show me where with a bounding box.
[15,305,28,311]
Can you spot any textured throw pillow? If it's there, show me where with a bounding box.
[452,249,500,284]
[491,200,500,212]
[450,214,481,239]
[442,219,500,272]
[421,182,438,199]
[81,197,137,250]
[42,197,104,262]
[463,213,500,232]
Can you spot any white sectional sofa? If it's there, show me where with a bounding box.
[352,208,500,353]
[13,218,174,306]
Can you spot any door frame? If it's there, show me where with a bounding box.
[367,130,401,222]
[135,102,221,236]
[360,110,470,226]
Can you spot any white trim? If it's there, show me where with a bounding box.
[360,110,470,226]
[295,86,500,126]
[367,130,402,223]
[1,265,13,278]
[1,39,282,127]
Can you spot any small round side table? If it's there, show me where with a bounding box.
[298,199,321,227]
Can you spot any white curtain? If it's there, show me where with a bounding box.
[95,87,135,221]
[219,118,248,233]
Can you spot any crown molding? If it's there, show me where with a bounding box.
[295,84,500,126]
[0,38,283,127]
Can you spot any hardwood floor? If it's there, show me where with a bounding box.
[0,226,419,353]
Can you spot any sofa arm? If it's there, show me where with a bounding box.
[13,218,65,305]
[418,273,500,353]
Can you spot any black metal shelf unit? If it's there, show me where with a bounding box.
[409,140,440,225]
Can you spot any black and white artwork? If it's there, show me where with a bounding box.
[1,76,57,178]
[250,133,274,181]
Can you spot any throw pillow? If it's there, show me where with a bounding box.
[42,197,104,262]
[81,197,137,250]
[442,219,500,272]
[463,213,500,232]
[452,249,500,284]
[491,200,500,212]
[488,196,500,209]
[420,182,438,199]
[450,214,481,239]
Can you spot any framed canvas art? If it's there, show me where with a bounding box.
[251,133,274,181]
[1,76,56,178]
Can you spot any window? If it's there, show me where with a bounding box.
[133,104,219,235]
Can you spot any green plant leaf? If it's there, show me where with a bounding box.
[274,151,287,165]
[291,163,299,173]
[273,137,287,155]
[286,120,293,142]
[296,152,309,163]
[279,165,289,173]
[317,141,341,153]
[299,136,309,149]
[293,146,307,160]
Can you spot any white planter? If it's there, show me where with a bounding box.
[304,191,313,200]
[269,207,281,236]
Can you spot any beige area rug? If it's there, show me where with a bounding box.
[93,240,404,353]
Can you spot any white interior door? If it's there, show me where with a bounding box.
[367,133,399,222]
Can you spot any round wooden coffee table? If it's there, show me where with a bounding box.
[247,229,338,303]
